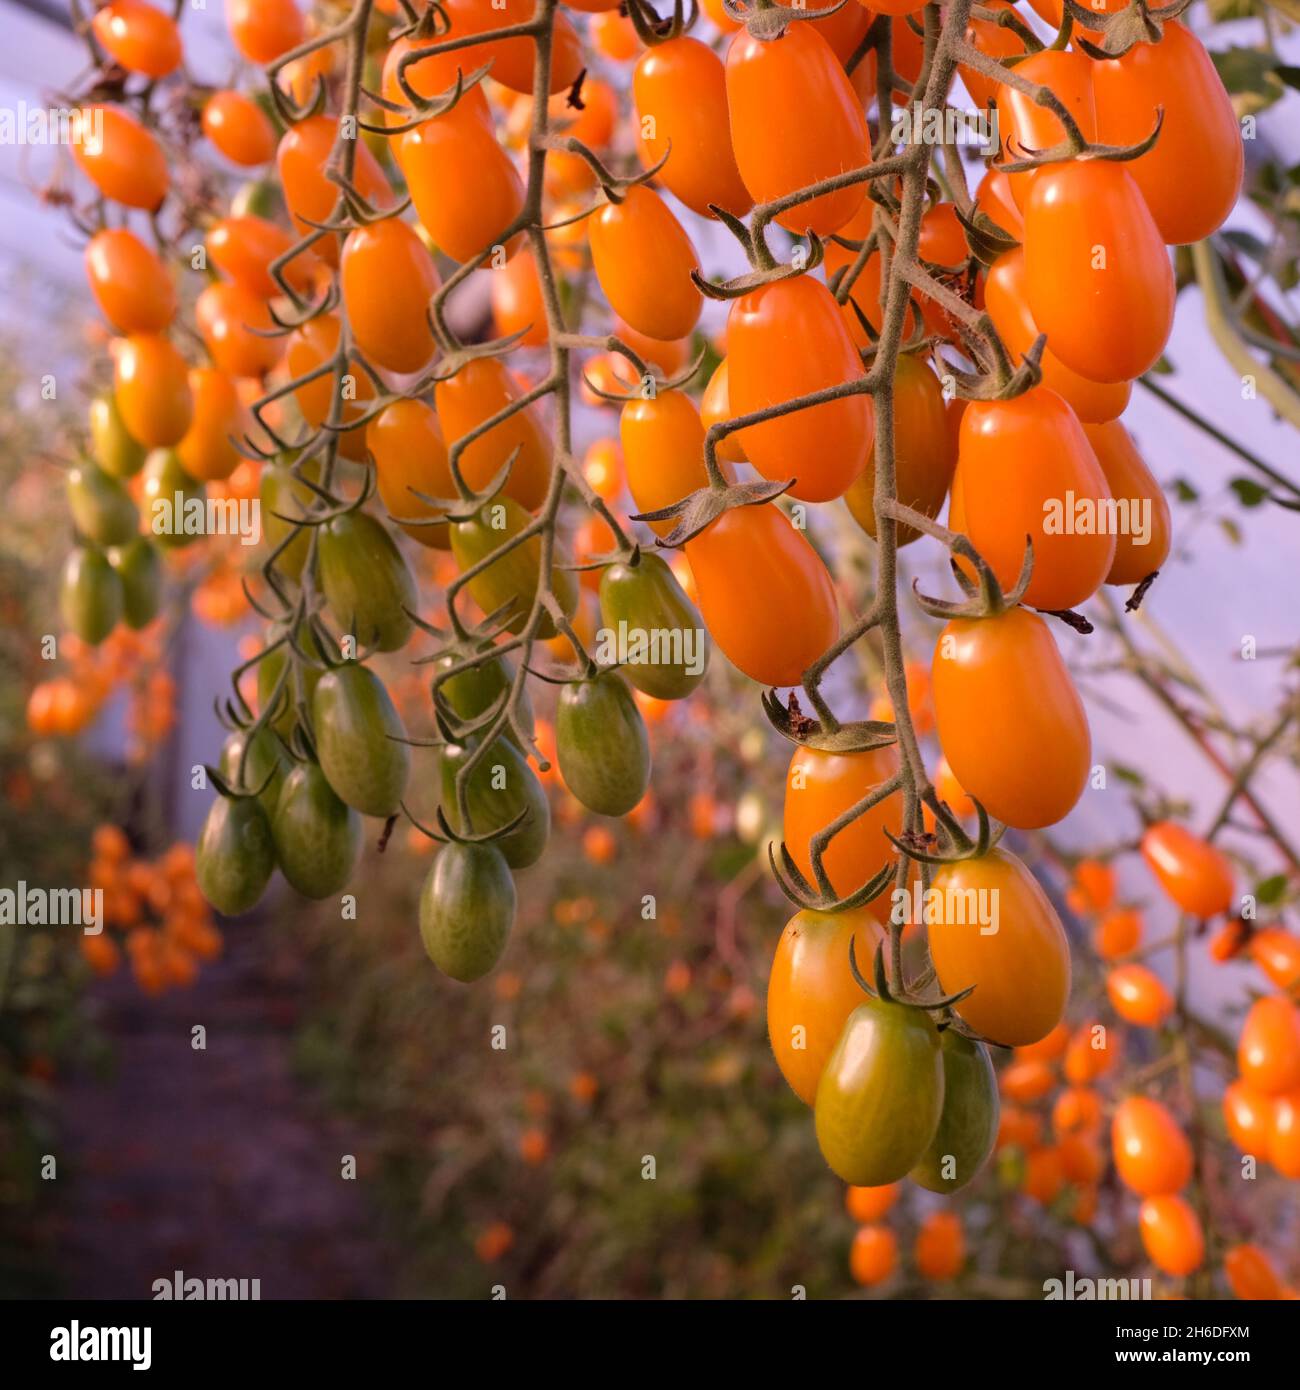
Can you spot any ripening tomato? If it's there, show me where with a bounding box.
[1140,821,1234,919]
[844,353,954,545]
[782,745,904,922]
[1095,908,1142,961]
[1271,1089,1300,1179]
[727,276,870,503]
[928,846,1071,1047]
[176,368,243,482]
[1222,1079,1273,1154]
[1024,162,1174,383]
[317,510,417,654]
[1000,1058,1055,1104]
[92,0,182,77]
[206,214,318,299]
[1053,1086,1103,1138]
[590,185,702,343]
[84,228,176,334]
[931,606,1090,830]
[845,1183,898,1224]
[227,0,303,65]
[278,116,393,259]
[766,907,881,1106]
[202,90,276,167]
[1239,996,1300,1096]
[727,22,869,235]
[912,1029,998,1193]
[1224,1245,1284,1302]
[1139,1194,1204,1277]
[113,334,192,448]
[1064,1020,1118,1084]
[284,313,375,461]
[1093,22,1243,245]
[368,399,453,548]
[433,357,552,512]
[973,166,1023,239]
[960,7,1028,112]
[956,386,1115,609]
[1069,858,1116,915]
[686,504,839,688]
[848,1225,897,1288]
[1111,1096,1192,1197]
[915,1210,965,1282]
[1106,964,1173,1028]
[700,360,747,465]
[402,115,525,264]
[996,49,1096,211]
[72,105,168,210]
[1249,928,1300,992]
[340,218,440,374]
[491,248,548,347]
[439,0,582,95]
[984,251,1131,425]
[634,36,752,220]
[195,281,283,379]
[1082,421,1173,585]
[592,9,639,61]
[381,30,492,134]
[620,390,724,536]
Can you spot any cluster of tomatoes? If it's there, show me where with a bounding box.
[844,1181,966,1287]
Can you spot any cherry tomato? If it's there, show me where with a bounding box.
[207,214,318,299]
[113,334,193,448]
[491,248,548,347]
[312,663,411,818]
[727,275,871,503]
[195,280,284,379]
[60,546,123,646]
[590,185,702,343]
[340,217,440,374]
[911,1028,998,1193]
[439,735,550,869]
[849,1225,897,1287]
[1080,421,1173,584]
[381,30,492,132]
[1222,1079,1273,1154]
[90,390,146,479]
[1248,928,1300,992]
[84,228,175,335]
[591,10,639,62]
[1095,907,1143,961]
[92,0,182,77]
[555,673,650,817]
[1224,1245,1284,1302]
[284,313,375,461]
[1271,1089,1300,1179]
[73,105,168,211]
[598,553,707,700]
[960,7,1028,112]
[686,504,839,688]
[195,795,274,916]
[620,390,727,537]
[368,399,453,548]
[928,846,1071,1047]
[278,116,393,260]
[1238,996,1300,1096]
[1111,1095,1193,1197]
[317,510,417,653]
[419,841,516,982]
[931,606,1090,830]
[439,0,582,96]
[227,0,304,64]
[914,1210,965,1282]
[1140,821,1234,919]
[202,90,277,167]
[973,166,1023,239]
[1138,1194,1204,1278]
[176,367,244,482]
[700,360,747,465]
[996,49,1096,210]
[1106,963,1173,1028]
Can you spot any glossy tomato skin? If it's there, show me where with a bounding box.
[960,9,1029,112]
[317,510,418,654]
[256,623,323,738]
[177,367,243,482]
[73,105,168,210]
[207,214,316,299]
[419,841,515,983]
[590,185,701,343]
[727,23,870,235]
[90,390,147,479]
[814,997,944,1186]
[219,726,285,817]
[954,386,1115,610]
[450,497,577,637]
[928,846,1071,1046]
[140,448,204,550]
[634,36,752,220]
[196,795,275,917]
[278,116,392,259]
[195,281,283,379]
[92,0,182,78]
[984,251,1130,425]
[340,218,440,374]
[260,457,318,580]
[910,1029,999,1194]
[1140,821,1234,918]
[555,673,651,817]
[700,360,747,466]
[113,334,193,448]
[1093,21,1243,245]
[85,228,176,334]
[1238,996,1300,1096]
[932,607,1090,830]
[285,314,374,461]
[440,736,550,869]
[272,761,362,900]
[202,91,276,167]
[491,249,547,347]
[108,536,162,630]
[767,907,881,1105]
[728,276,871,503]
[1111,1095,1193,1197]
[66,462,137,548]
[597,553,707,700]
[996,49,1096,210]
[60,547,123,646]
[620,390,726,537]
[312,663,411,818]
[227,0,303,64]
[368,399,454,548]
[686,504,839,689]
[432,646,535,749]
[1138,1194,1204,1277]
[1024,162,1174,384]
[440,0,581,95]
[1082,421,1172,585]
[783,744,904,922]
[381,31,493,131]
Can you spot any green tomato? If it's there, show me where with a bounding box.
[910,1027,999,1194]
[317,509,417,653]
[555,671,650,817]
[419,841,515,982]
[66,461,138,547]
[598,551,708,700]
[311,663,411,817]
[814,995,944,1186]
[60,547,123,646]
[260,455,318,581]
[432,646,535,748]
[108,536,162,629]
[256,622,323,738]
[89,390,146,479]
[440,736,550,869]
[141,448,205,550]
[219,726,285,816]
[195,794,275,917]
[272,761,362,899]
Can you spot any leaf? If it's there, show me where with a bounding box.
[1172,477,1199,504]
[1148,353,1176,376]
[1220,229,1270,263]
[1255,873,1289,906]
[1112,764,1146,787]
[1205,0,1262,19]
[1218,515,1244,545]
[1229,476,1271,506]
[1211,46,1287,114]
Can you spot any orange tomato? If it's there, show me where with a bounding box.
[1016,1020,1070,1065]
[1001,1058,1055,1104]
[1238,996,1300,1096]
[1141,821,1235,919]
[202,90,276,166]
[1069,858,1116,915]
[844,1182,898,1224]
[92,0,182,78]
[1106,964,1174,1028]
[933,754,975,821]
[959,8,1028,112]
[1081,421,1173,585]
[206,214,318,299]
[620,390,720,537]
[340,218,440,374]
[113,333,192,447]
[914,1210,964,1282]
[849,1225,897,1287]
[73,105,168,210]
[439,0,583,95]
[1064,1020,1118,1084]
[1095,908,1143,961]
[591,10,640,62]
[367,399,454,548]
[581,436,623,503]
[1222,1078,1273,1154]
[278,116,393,257]
[1139,1194,1204,1277]
[1111,1095,1192,1197]
[996,49,1096,211]
[195,281,283,378]
[590,185,701,343]
[1270,1089,1300,1178]
[1058,1133,1105,1187]
[1249,928,1300,992]
[1224,1244,1283,1301]
[176,368,244,482]
[491,248,548,347]
[1053,1086,1103,1137]
[1022,1146,1065,1205]
[700,359,747,466]
[227,0,304,65]
[284,313,375,461]
[84,228,176,334]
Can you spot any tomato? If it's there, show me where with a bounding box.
[592,9,639,61]
[1016,1020,1070,1066]
[60,547,123,646]
[195,794,275,916]
[814,996,944,1185]
[1249,928,1300,992]
[844,353,954,545]
[844,1182,898,1223]
[108,537,162,629]
[440,736,550,869]
[960,7,1028,112]
[727,23,869,235]
[1222,1079,1273,1154]
[1111,1096,1193,1196]
[66,461,137,547]
[195,281,282,379]
[556,673,650,817]
[1138,1194,1204,1277]
[686,504,839,688]
[1238,996,1300,1096]
[450,496,577,637]
[440,0,582,95]
[931,606,1090,830]
[849,1225,897,1287]
[1093,21,1243,246]
[491,249,548,347]
[634,36,752,220]
[597,553,707,700]
[420,841,516,982]
[260,457,317,579]
[176,368,243,482]
[1224,1245,1284,1302]
[340,218,440,374]
[271,761,362,900]
[1095,908,1143,961]
[1069,858,1116,915]
[284,313,374,460]
[996,49,1096,211]
[381,30,492,132]
[767,907,881,1105]
[620,390,720,537]
[202,90,276,167]
[114,334,193,448]
[84,228,175,334]
[219,727,286,816]
[72,105,168,210]
[984,251,1131,425]
[928,846,1071,1046]
[1106,964,1173,1028]
[1000,1058,1055,1103]
[91,0,181,77]
[973,166,1023,239]
[545,77,619,195]
[700,360,747,465]
[317,510,417,653]
[1271,1089,1300,1179]
[1024,162,1174,384]
[90,390,146,479]
[911,1028,998,1193]
[312,663,411,817]
[727,276,870,503]
[368,399,453,548]
[256,625,323,736]
[1140,821,1234,919]
[402,114,525,264]
[1080,421,1173,584]
[1053,1086,1103,1138]
[954,386,1116,610]
[915,1210,965,1282]
[227,0,303,63]
[207,214,317,299]
[590,185,701,343]
[432,645,535,747]
[434,358,553,512]
[782,745,903,919]
[1063,1019,1118,1084]
[278,116,392,257]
